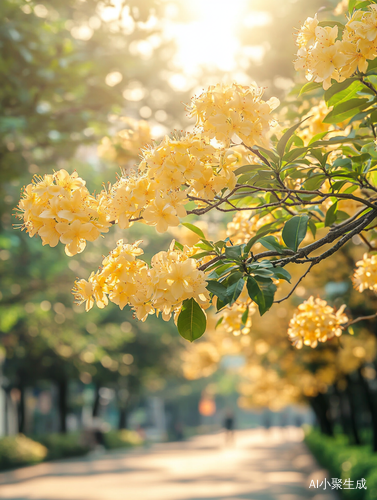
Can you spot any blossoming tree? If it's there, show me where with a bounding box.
[16,1,377,350]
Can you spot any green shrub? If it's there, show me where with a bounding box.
[365,468,377,500]
[0,434,47,471]
[305,428,350,477]
[103,429,143,450]
[35,432,90,460]
[305,428,376,500]
[342,454,377,500]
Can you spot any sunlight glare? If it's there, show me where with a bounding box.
[171,0,269,74]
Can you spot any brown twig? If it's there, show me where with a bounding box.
[274,262,315,304]
[358,232,374,251]
[271,209,377,268]
[342,313,377,329]
[360,77,377,97]
[198,255,226,271]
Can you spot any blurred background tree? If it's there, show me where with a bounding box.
[0,0,183,436]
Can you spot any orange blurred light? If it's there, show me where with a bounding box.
[199,397,216,416]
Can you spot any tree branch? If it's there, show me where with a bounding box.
[271,209,377,268]
[343,313,377,329]
[274,263,315,304]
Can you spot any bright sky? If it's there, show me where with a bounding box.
[93,0,272,79]
[92,0,275,133]
[167,0,272,74]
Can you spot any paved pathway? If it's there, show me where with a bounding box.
[0,428,338,500]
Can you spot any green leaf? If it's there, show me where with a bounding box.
[248,260,274,270]
[214,240,227,252]
[246,277,276,316]
[216,297,226,311]
[277,117,310,157]
[324,79,363,107]
[257,235,284,253]
[361,141,377,159]
[336,210,353,221]
[254,146,280,164]
[241,306,249,325]
[190,252,212,260]
[308,219,317,239]
[181,223,205,239]
[224,271,244,286]
[308,132,329,145]
[325,202,338,227]
[174,241,184,251]
[234,164,262,176]
[177,298,206,342]
[299,81,322,96]
[286,133,304,150]
[206,280,227,301]
[303,174,325,191]
[282,215,309,251]
[244,229,273,255]
[348,0,358,12]
[250,268,275,278]
[224,244,244,261]
[283,147,309,163]
[224,278,245,306]
[353,0,377,11]
[272,267,291,283]
[207,263,236,278]
[323,98,370,124]
[215,317,223,329]
[195,241,214,251]
[332,157,353,170]
[318,21,345,29]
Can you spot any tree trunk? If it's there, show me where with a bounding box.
[58,379,68,434]
[92,383,101,417]
[310,394,334,436]
[358,367,377,452]
[18,385,25,434]
[334,386,352,439]
[118,407,128,429]
[345,375,361,445]
[4,391,8,435]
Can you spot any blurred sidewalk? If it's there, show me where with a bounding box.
[0,428,338,500]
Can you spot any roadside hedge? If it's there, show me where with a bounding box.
[305,428,377,500]
[34,432,90,460]
[0,429,143,471]
[103,429,143,450]
[0,434,47,470]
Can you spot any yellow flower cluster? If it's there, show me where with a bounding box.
[101,133,249,233]
[219,287,257,337]
[288,296,348,349]
[226,211,274,245]
[353,253,377,292]
[73,239,209,321]
[295,6,377,89]
[181,342,220,380]
[98,118,153,166]
[17,84,277,257]
[238,366,301,410]
[17,170,109,256]
[188,83,279,148]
